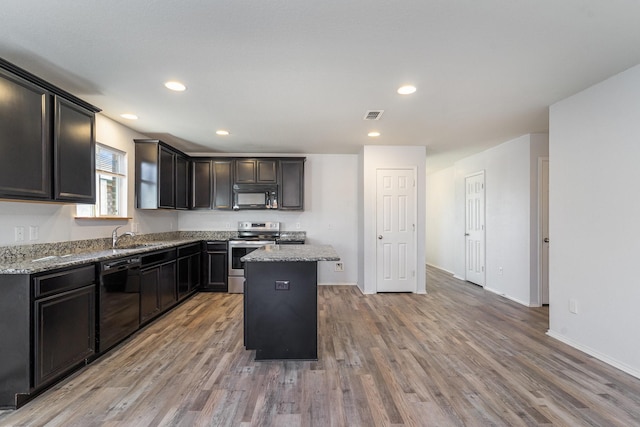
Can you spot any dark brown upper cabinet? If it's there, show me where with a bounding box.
[158,146,175,209]
[213,159,233,210]
[54,96,96,203]
[278,158,305,210]
[0,60,99,203]
[0,68,51,200]
[192,158,233,210]
[134,139,189,209]
[191,159,213,209]
[235,159,277,184]
[175,154,189,210]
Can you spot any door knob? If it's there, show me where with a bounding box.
[378,235,383,240]
[544,238,550,243]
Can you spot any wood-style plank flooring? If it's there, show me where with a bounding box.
[2,266,640,426]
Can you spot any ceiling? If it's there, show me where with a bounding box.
[2,1,640,173]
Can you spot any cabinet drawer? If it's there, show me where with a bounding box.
[141,249,177,268]
[206,242,227,252]
[33,265,96,299]
[178,243,201,258]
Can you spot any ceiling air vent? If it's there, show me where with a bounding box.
[363,110,384,120]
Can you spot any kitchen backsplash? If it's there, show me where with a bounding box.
[0,230,306,262]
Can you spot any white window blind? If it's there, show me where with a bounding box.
[76,144,127,218]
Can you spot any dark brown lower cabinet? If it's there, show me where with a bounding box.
[178,243,202,299]
[34,285,96,388]
[159,261,177,309]
[0,241,209,409]
[203,241,227,292]
[140,248,178,324]
[140,268,161,323]
[0,264,96,409]
[140,260,177,324]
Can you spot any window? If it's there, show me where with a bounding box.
[76,144,128,218]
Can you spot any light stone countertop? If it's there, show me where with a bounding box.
[0,230,308,275]
[0,239,203,274]
[241,244,339,262]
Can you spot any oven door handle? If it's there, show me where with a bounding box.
[229,241,275,248]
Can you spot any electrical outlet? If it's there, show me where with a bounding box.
[131,223,139,233]
[498,267,503,275]
[296,223,301,229]
[569,299,579,314]
[14,226,24,242]
[29,226,39,241]
[335,262,344,272]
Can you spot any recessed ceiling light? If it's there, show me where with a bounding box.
[120,113,138,120]
[368,131,381,137]
[397,85,416,95]
[164,81,187,92]
[216,130,230,136]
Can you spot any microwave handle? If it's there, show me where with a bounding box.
[233,192,239,210]
[266,192,271,209]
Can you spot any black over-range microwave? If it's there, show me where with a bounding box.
[232,184,278,210]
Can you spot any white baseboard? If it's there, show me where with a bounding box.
[318,282,357,286]
[484,286,532,307]
[546,330,640,380]
[426,263,455,276]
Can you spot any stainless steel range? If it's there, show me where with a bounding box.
[228,221,280,293]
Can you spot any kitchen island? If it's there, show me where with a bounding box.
[242,244,339,360]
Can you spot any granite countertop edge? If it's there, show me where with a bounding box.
[0,238,203,274]
[242,244,340,263]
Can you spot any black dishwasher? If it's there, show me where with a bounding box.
[98,256,141,353]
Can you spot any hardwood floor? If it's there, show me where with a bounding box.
[2,266,640,426]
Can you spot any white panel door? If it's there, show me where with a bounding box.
[465,172,485,286]
[376,169,416,292]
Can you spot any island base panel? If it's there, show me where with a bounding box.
[245,261,317,360]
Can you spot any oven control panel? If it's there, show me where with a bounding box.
[237,221,280,232]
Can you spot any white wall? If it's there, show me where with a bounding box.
[427,134,548,305]
[0,115,176,246]
[426,166,456,273]
[178,154,359,285]
[548,63,640,377]
[361,145,427,294]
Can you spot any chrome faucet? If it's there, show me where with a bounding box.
[112,226,135,248]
